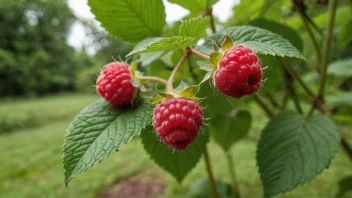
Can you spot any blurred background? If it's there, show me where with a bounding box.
[0,0,351,198]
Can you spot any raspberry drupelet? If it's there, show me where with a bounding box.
[152,98,203,150]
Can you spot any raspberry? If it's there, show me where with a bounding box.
[152,98,203,150]
[96,62,134,106]
[215,45,262,98]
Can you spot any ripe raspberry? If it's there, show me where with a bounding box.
[215,45,262,98]
[96,62,134,106]
[152,98,203,150]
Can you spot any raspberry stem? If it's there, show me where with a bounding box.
[204,147,220,198]
[137,76,167,85]
[189,47,210,59]
[166,49,192,93]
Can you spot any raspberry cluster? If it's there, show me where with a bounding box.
[152,98,203,150]
[215,45,262,98]
[96,62,134,106]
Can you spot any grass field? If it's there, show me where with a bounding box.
[0,93,351,198]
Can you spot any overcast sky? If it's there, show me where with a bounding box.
[67,0,238,52]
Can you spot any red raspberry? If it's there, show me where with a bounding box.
[215,45,262,98]
[96,62,134,106]
[152,98,203,150]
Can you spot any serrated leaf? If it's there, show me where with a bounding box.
[250,18,303,52]
[200,26,305,60]
[88,0,165,43]
[257,112,340,198]
[127,36,195,56]
[328,58,352,77]
[169,0,218,14]
[190,178,232,198]
[209,111,251,152]
[141,126,209,182]
[62,99,150,185]
[180,16,209,40]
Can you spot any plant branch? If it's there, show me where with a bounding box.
[287,80,303,114]
[189,47,210,59]
[206,6,216,33]
[254,95,274,118]
[166,49,191,93]
[204,147,220,198]
[226,151,241,198]
[138,76,167,85]
[281,58,315,98]
[300,14,322,62]
[266,93,280,109]
[317,0,338,102]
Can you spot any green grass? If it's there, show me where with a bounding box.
[0,94,351,198]
[0,93,98,132]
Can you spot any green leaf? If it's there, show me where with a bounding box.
[327,92,352,108]
[200,26,305,60]
[257,54,284,94]
[328,58,352,77]
[209,111,251,152]
[190,178,232,198]
[127,36,195,56]
[141,126,209,182]
[257,112,340,198]
[169,0,218,15]
[197,60,213,72]
[179,16,209,40]
[338,19,352,48]
[88,0,165,43]
[250,18,303,52]
[62,99,150,185]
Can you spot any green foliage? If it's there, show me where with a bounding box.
[88,0,166,43]
[200,26,305,60]
[169,0,218,16]
[190,178,232,198]
[0,0,79,96]
[179,17,209,40]
[209,110,252,152]
[257,55,285,94]
[250,18,303,52]
[127,36,195,56]
[328,58,352,77]
[63,99,151,185]
[257,112,340,198]
[141,126,209,182]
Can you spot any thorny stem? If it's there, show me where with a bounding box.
[226,151,241,198]
[317,0,338,102]
[138,76,167,85]
[254,95,274,118]
[166,49,191,93]
[281,58,315,99]
[204,147,220,198]
[207,7,216,34]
